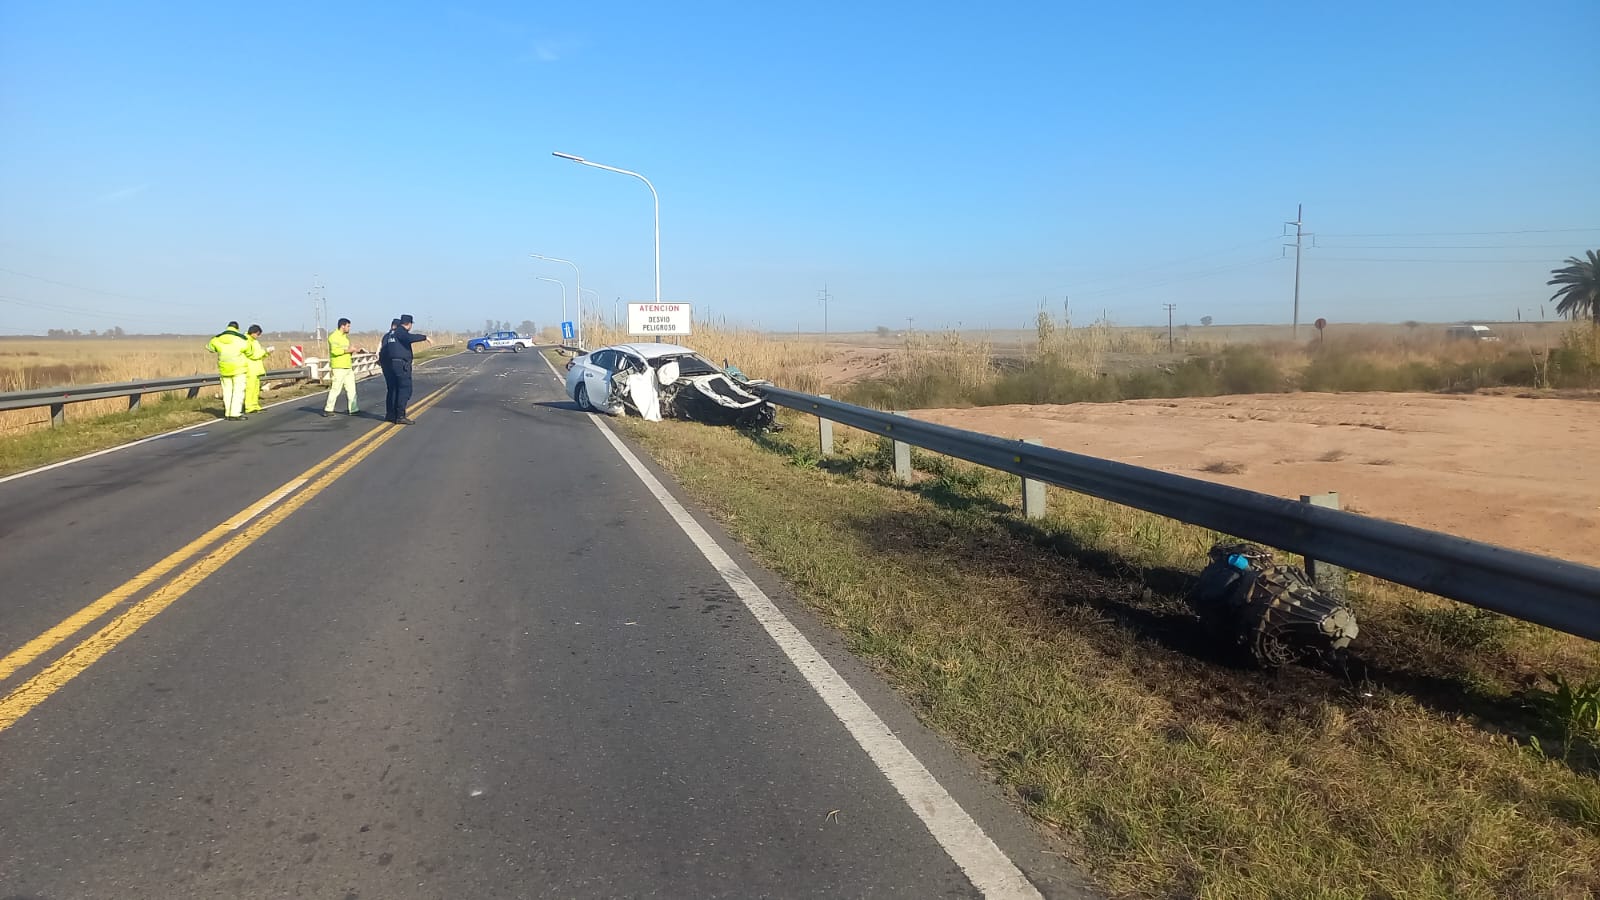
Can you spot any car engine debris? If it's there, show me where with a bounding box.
[1187,542,1359,667]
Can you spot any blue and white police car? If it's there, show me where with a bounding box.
[466,331,534,353]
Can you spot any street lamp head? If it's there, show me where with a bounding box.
[552,151,585,162]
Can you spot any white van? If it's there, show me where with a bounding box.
[1446,325,1499,342]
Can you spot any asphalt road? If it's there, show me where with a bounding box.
[0,351,1091,899]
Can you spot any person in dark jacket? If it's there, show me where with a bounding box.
[381,314,429,423]
[378,318,400,422]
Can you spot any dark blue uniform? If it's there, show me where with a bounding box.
[381,327,427,421]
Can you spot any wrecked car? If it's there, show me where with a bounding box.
[564,343,778,429]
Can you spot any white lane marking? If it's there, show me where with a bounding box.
[0,351,468,486]
[538,353,1041,898]
[224,478,307,530]
[0,390,306,485]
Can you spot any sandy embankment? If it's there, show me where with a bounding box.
[915,392,1598,565]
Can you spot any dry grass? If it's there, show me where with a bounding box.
[617,412,1600,899]
[1200,460,1247,474]
[579,320,836,393]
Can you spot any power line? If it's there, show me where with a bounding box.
[1318,227,1600,238]
[1068,256,1280,301]
[0,266,216,311]
[1059,236,1281,291]
[1316,244,1583,250]
[1314,257,1556,264]
[0,293,195,326]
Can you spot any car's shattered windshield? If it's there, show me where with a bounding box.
[659,354,719,377]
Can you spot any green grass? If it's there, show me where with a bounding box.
[616,411,1600,899]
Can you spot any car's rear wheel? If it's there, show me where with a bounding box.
[574,383,593,411]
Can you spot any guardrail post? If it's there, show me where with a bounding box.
[1300,492,1348,602]
[49,402,65,428]
[817,394,834,457]
[128,393,142,412]
[891,411,913,484]
[186,386,201,399]
[1022,438,1047,519]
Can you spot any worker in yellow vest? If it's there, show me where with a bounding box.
[322,317,365,416]
[243,324,272,414]
[206,321,251,420]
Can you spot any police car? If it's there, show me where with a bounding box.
[466,331,534,353]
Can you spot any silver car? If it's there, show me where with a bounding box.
[563,342,776,428]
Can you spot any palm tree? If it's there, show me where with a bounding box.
[1548,250,1600,324]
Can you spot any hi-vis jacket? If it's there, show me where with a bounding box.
[206,327,251,377]
[243,336,269,375]
[328,329,353,369]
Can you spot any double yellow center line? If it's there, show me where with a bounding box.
[0,381,459,732]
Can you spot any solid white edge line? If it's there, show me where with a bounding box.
[0,389,309,486]
[0,350,467,486]
[538,351,1042,899]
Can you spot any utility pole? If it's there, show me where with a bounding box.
[1284,204,1310,340]
[818,284,832,335]
[905,316,914,334]
[1163,303,1177,352]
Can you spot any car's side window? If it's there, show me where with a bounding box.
[588,350,614,370]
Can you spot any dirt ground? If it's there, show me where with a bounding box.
[914,392,1598,565]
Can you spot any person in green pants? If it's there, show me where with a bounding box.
[242,324,271,414]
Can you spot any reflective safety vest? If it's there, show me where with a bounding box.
[328,329,353,369]
[206,328,251,376]
[244,336,268,375]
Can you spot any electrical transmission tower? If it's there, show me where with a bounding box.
[309,276,327,342]
[1163,303,1177,352]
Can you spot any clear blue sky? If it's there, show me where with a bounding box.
[2,0,1597,336]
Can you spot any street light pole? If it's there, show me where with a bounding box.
[532,254,583,348]
[536,276,566,340]
[552,152,660,304]
[579,288,600,336]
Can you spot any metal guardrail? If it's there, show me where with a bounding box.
[756,386,1600,642]
[0,353,389,427]
[0,369,312,424]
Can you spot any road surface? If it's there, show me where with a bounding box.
[0,351,1089,899]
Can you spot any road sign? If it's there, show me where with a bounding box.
[289,345,304,366]
[561,321,576,341]
[627,303,692,337]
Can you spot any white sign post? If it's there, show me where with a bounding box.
[627,302,693,338]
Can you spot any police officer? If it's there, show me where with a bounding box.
[381,314,428,424]
[379,318,401,422]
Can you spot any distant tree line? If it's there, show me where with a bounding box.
[44,326,127,337]
[482,320,539,335]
